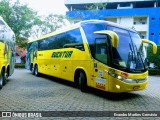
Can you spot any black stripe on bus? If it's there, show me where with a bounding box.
[0,39,4,43]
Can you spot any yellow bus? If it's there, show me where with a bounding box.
[27,20,157,93]
[0,16,16,89]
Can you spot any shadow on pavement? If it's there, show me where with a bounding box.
[30,72,141,101]
[87,87,141,101]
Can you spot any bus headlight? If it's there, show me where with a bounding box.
[122,77,148,83]
[122,78,136,83]
[117,75,122,80]
[109,72,148,83]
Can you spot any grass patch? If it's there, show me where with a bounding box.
[15,64,25,68]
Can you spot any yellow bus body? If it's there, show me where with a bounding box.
[27,20,156,93]
[0,16,16,89]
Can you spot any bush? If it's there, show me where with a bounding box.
[15,64,25,68]
[147,45,160,75]
[148,69,160,75]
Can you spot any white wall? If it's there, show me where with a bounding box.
[117,17,133,27]
[107,16,148,39]
[15,56,21,63]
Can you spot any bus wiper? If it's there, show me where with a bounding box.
[134,45,146,70]
[127,43,135,70]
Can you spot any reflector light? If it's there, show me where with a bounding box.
[121,72,128,77]
[116,85,120,89]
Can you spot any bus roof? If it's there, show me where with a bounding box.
[0,16,14,33]
[29,20,137,43]
[80,20,137,33]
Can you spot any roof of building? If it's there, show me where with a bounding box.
[65,0,155,5]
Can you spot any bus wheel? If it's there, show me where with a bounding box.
[0,70,5,89]
[3,72,7,85]
[34,65,39,77]
[31,66,35,75]
[79,72,87,92]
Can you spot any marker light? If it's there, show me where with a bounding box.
[116,85,120,89]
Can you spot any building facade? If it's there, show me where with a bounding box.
[65,0,160,44]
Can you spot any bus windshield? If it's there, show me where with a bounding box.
[82,22,148,73]
[107,26,147,72]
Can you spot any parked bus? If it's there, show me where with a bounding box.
[26,20,157,93]
[0,16,16,89]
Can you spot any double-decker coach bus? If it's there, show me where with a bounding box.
[26,20,157,93]
[0,16,16,89]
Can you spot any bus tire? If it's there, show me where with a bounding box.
[34,65,39,77]
[0,70,5,89]
[31,66,35,75]
[3,72,7,85]
[79,72,87,92]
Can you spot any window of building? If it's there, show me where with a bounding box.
[119,3,131,7]
[133,17,147,25]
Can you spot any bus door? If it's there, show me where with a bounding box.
[60,54,73,81]
[93,38,109,91]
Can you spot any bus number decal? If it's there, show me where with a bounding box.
[96,83,105,90]
[96,78,106,84]
[51,51,73,58]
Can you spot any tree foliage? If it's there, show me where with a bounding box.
[31,14,66,39]
[0,0,66,48]
[0,0,37,47]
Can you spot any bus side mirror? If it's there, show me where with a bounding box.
[94,30,119,48]
[142,39,157,54]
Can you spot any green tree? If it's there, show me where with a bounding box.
[0,0,38,48]
[31,14,66,39]
[0,0,67,47]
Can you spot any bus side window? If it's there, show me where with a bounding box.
[95,38,108,65]
[38,39,49,50]
[82,23,106,56]
[63,28,84,51]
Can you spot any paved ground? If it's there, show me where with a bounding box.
[0,69,160,120]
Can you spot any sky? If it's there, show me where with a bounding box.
[19,0,68,16]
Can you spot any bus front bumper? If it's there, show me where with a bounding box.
[108,77,148,93]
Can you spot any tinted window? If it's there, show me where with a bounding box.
[38,39,49,50]
[82,23,106,56]
[63,28,84,50]
[48,33,65,49]
[95,38,108,65]
[38,28,84,51]
[29,42,38,51]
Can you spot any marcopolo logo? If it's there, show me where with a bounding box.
[51,51,73,58]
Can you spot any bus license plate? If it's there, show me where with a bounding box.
[133,86,140,90]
